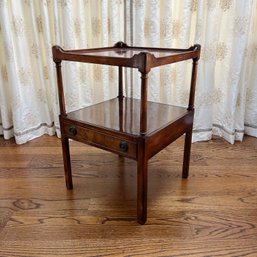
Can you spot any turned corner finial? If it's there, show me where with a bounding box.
[194,44,201,50]
[52,45,64,52]
[114,41,128,48]
[52,45,64,62]
[193,44,201,61]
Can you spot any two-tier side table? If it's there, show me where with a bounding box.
[52,42,201,224]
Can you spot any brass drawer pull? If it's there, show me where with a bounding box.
[120,141,129,152]
[69,126,77,136]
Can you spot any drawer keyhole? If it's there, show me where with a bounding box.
[120,141,129,152]
[69,126,77,136]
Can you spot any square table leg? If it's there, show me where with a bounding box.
[182,128,193,179]
[137,143,148,225]
[61,136,73,189]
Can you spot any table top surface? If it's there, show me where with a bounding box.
[53,42,200,69]
[64,47,193,58]
[67,47,187,59]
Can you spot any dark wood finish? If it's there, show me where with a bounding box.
[1,135,257,256]
[52,42,201,224]
[54,60,66,116]
[52,43,200,69]
[118,66,123,99]
[140,71,148,135]
[61,120,137,160]
[146,111,194,159]
[64,97,190,136]
[137,138,147,225]
[60,136,73,189]
[182,127,193,179]
[188,56,200,111]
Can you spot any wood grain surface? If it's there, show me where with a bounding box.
[0,135,257,256]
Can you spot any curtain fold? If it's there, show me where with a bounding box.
[0,0,256,144]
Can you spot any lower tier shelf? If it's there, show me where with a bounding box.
[66,97,190,136]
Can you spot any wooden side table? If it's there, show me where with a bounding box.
[52,42,201,224]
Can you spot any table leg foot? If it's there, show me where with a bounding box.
[61,137,73,190]
[137,150,148,224]
[182,129,193,179]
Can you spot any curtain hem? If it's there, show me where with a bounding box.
[193,126,251,144]
[0,122,61,144]
[245,126,257,138]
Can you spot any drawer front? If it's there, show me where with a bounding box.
[62,123,137,159]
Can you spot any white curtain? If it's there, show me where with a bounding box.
[127,0,257,144]
[0,0,256,145]
[0,0,124,144]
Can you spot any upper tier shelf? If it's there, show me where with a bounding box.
[52,41,201,71]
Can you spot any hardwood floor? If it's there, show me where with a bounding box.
[0,135,257,256]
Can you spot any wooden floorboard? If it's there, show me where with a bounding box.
[0,135,257,256]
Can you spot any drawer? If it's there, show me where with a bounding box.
[62,122,137,159]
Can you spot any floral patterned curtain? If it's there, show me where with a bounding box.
[0,0,256,144]
[0,0,124,144]
[127,0,257,144]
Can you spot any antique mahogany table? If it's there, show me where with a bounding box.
[52,42,201,224]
